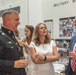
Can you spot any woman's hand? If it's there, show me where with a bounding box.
[35,54,45,61]
[23,42,28,47]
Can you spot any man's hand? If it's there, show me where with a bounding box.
[69,52,76,59]
[14,59,28,68]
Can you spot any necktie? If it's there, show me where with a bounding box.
[71,47,76,72]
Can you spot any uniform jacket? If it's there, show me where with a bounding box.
[0,27,26,75]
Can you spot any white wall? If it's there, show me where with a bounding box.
[0,0,76,39]
[42,0,76,39]
[0,0,43,28]
[28,0,43,26]
[0,0,28,28]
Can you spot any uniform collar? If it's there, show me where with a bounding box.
[1,26,14,37]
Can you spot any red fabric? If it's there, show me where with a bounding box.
[71,59,76,71]
[71,48,76,72]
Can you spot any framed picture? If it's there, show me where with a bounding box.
[44,20,53,38]
[59,17,75,37]
[0,6,20,17]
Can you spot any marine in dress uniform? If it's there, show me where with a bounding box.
[0,27,26,75]
[0,10,28,75]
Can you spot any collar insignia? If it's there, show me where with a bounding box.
[7,41,12,44]
[8,31,11,34]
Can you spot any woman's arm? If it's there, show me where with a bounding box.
[30,47,48,64]
[23,42,30,54]
[45,46,59,62]
[30,41,59,64]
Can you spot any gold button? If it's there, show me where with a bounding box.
[12,36,14,38]
[20,56,23,59]
[19,47,21,50]
[16,42,18,45]
[8,41,12,44]
[8,31,11,34]
[11,47,13,49]
[18,49,20,52]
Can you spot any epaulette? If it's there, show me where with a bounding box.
[0,30,2,35]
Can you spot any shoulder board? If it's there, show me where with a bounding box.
[0,30,2,35]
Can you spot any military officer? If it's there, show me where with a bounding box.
[0,10,28,75]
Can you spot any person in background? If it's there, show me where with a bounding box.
[23,25,34,49]
[0,10,28,75]
[65,19,76,75]
[65,36,76,75]
[22,25,34,75]
[67,18,73,29]
[30,23,59,75]
[73,18,76,35]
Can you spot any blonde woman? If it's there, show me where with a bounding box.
[30,23,59,75]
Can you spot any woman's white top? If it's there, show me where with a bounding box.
[30,40,56,75]
[23,43,34,75]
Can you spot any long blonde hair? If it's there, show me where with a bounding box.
[32,23,51,46]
